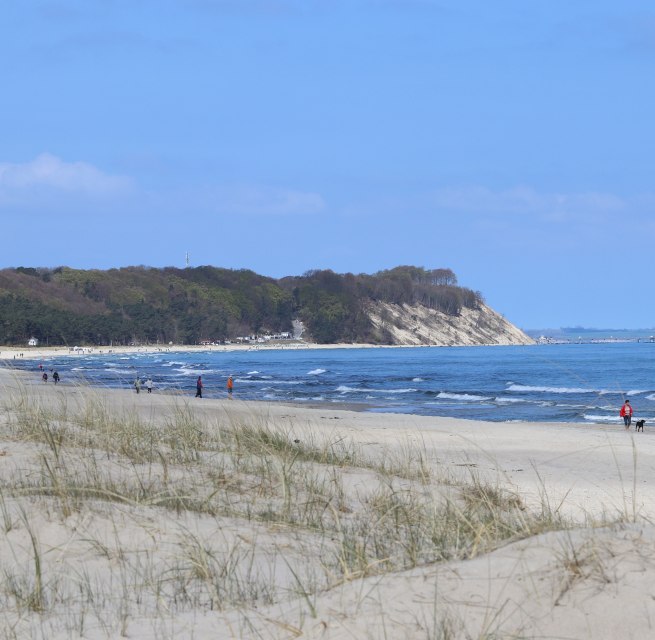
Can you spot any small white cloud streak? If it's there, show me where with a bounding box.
[431,185,625,219]
[0,153,133,197]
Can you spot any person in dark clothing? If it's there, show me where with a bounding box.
[42,372,48,383]
[53,371,60,384]
[196,375,203,398]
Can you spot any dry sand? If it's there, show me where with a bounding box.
[1,367,654,639]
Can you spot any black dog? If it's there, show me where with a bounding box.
[635,419,645,432]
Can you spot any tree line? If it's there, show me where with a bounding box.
[0,265,483,346]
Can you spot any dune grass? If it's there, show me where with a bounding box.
[0,378,626,639]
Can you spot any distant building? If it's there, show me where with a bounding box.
[28,337,38,347]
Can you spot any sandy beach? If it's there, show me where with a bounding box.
[1,367,654,639]
[0,338,526,364]
[0,343,383,362]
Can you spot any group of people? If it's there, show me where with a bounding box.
[130,374,235,398]
[133,377,153,394]
[195,375,233,398]
[39,364,60,384]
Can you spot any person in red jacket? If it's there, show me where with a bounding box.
[620,399,633,430]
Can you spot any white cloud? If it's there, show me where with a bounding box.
[431,185,625,219]
[0,153,133,198]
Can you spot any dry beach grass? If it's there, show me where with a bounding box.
[1,369,654,639]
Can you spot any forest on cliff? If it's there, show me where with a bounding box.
[0,265,483,346]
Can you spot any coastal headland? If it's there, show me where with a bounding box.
[0,366,653,638]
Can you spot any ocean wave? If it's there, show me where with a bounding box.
[308,368,326,375]
[425,402,491,409]
[594,389,649,396]
[507,384,594,394]
[436,392,492,402]
[337,385,360,393]
[412,377,424,382]
[581,413,655,423]
[173,368,218,376]
[337,385,417,394]
[584,414,621,423]
[248,370,260,375]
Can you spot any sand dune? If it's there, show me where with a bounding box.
[0,368,652,639]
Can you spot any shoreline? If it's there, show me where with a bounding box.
[0,339,534,362]
[0,366,647,510]
[0,364,623,430]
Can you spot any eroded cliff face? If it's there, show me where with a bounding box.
[367,301,534,346]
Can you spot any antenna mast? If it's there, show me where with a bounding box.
[185,252,190,268]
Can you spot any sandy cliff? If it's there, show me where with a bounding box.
[367,300,534,346]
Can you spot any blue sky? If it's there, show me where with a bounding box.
[2,1,654,329]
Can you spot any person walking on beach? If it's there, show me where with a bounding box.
[227,375,233,398]
[42,372,48,383]
[145,378,153,393]
[620,399,633,430]
[53,371,60,384]
[134,377,141,394]
[196,375,203,398]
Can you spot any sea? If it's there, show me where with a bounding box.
[7,341,655,424]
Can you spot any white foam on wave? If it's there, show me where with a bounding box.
[308,368,326,375]
[582,413,655,423]
[425,402,486,409]
[508,384,593,394]
[437,392,492,402]
[495,397,525,404]
[337,385,359,393]
[584,414,621,423]
[412,377,424,382]
[173,368,218,376]
[597,388,646,396]
[337,385,417,394]
[248,370,260,375]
